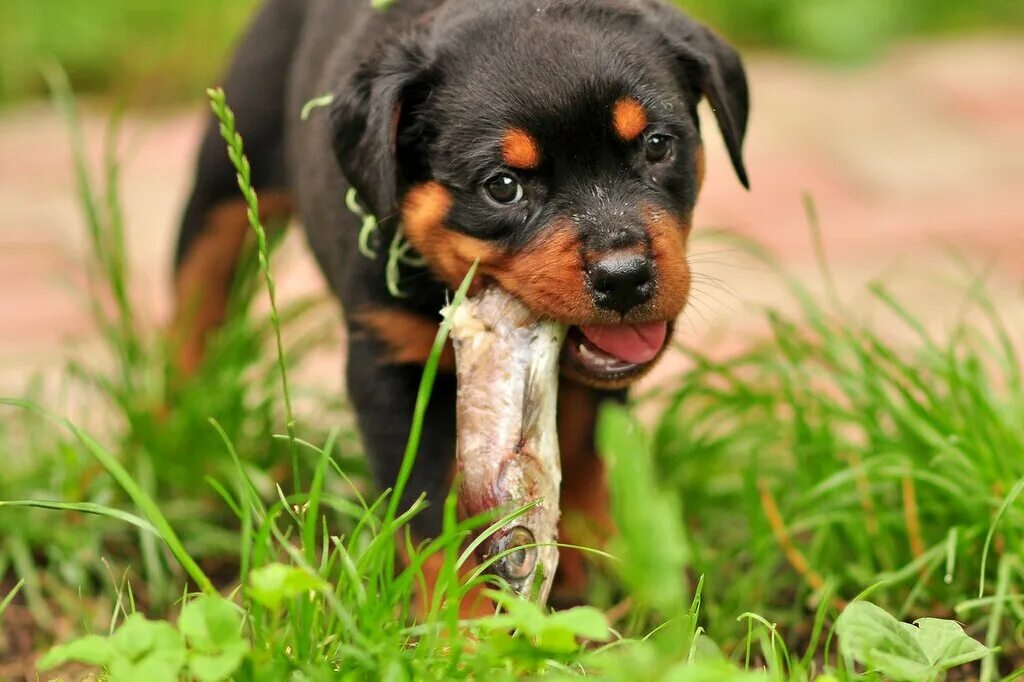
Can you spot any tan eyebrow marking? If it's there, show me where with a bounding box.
[612,98,648,141]
[501,128,541,169]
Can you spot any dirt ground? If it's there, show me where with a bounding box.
[1,36,1022,399]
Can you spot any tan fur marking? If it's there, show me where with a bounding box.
[402,181,502,294]
[170,191,292,376]
[497,226,594,321]
[501,128,541,169]
[402,182,593,318]
[612,98,648,141]
[400,539,494,620]
[354,308,454,370]
[402,184,690,331]
[643,204,691,322]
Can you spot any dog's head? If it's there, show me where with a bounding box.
[332,0,748,387]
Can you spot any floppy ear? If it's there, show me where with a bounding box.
[330,36,433,220]
[645,4,750,188]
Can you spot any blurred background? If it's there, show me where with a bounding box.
[1,2,1024,676]
[3,0,1024,103]
[1,0,1023,387]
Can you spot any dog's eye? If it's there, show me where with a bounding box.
[644,134,673,163]
[483,173,524,204]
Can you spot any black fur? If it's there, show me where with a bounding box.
[175,0,305,268]
[176,0,749,537]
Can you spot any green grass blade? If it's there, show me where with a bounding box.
[207,86,300,491]
[0,580,24,621]
[386,261,478,523]
[0,399,215,595]
[0,500,158,535]
[4,536,52,628]
[978,474,1024,597]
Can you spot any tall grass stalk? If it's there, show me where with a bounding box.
[207,87,300,490]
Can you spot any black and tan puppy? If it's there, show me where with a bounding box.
[172,0,748,604]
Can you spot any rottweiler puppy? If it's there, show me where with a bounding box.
[172,0,749,605]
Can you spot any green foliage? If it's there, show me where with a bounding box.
[0,0,259,104]
[247,563,329,610]
[836,601,991,680]
[39,596,250,682]
[647,220,1024,653]
[41,612,187,682]
[479,590,612,654]
[0,63,340,629]
[179,596,250,681]
[208,85,301,485]
[2,0,1023,104]
[597,403,688,615]
[682,0,1024,62]
[0,581,24,622]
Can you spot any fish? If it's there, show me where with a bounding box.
[446,286,567,604]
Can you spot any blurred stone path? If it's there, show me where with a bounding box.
[1,37,1022,397]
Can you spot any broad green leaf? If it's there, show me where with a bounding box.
[665,659,771,681]
[914,617,990,670]
[536,625,579,653]
[110,613,165,659]
[584,640,767,682]
[837,602,929,679]
[483,590,547,636]
[39,615,186,680]
[479,592,610,653]
[546,606,612,642]
[38,635,113,669]
[248,562,328,610]
[837,601,991,680]
[863,650,932,681]
[179,595,245,650]
[597,403,688,614]
[180,595,250,682]
[107,614,187,682]
[108,655,186,682]
[190,649,250,682]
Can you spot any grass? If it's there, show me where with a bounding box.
[1,78,1022,680]
[651,231,1024,628]
[0,0,257,105]
[682,0,1024,62]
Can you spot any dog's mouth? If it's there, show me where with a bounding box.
[561,321,670,384]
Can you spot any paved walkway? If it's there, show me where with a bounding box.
[1,37,1022,397]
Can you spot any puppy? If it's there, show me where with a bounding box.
[172,0,749,605]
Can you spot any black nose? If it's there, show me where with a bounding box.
[588,253,654,314]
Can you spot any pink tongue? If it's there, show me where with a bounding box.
[578,322,668,364]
